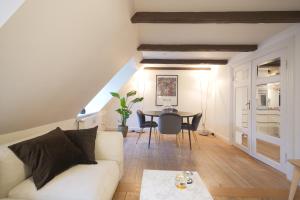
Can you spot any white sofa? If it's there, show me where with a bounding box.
[0,131,124,200]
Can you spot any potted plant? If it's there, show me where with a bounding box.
[110,90,144,137]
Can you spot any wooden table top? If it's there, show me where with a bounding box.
[289,159,300,168]
[143,111,198,117]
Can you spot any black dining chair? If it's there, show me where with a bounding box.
[136,110,158,144]
[158,112,182,147]
[181,113,202,143]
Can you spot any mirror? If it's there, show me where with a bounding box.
[256,82,280,138]
[257,58,280,78]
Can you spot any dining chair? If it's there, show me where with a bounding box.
[136,110,158,144]
[181,113,202,143]
[158,112,182,147]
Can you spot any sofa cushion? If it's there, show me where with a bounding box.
[8,128,85,189]
[63,126,98,164]
[0,145,31,198]
[8,160,120,200]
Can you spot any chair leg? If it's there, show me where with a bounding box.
[158,131,162,144]
[193,131,199,143]
[181,129,184,141]
[154,128,158,143]
[136,128,143,144]
[153,128,156,142]
[156,128,161,144]
[178,133,182,147]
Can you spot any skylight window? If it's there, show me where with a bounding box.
[0,0,25,28]
[79,58,138,117]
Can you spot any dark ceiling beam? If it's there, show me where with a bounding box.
[131,11,300,24]
[144,67,211,71]
[138,44,258,52]
[141,59,228,65]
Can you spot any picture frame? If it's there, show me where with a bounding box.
[156,75,178,106]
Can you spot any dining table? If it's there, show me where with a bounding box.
[143,111,197,150]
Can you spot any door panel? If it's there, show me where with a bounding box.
[233,51,287,172]
[235,86,249,149]
[255,82,280,138]
[256,139,280,162]
[252,53,284,171]
[234,66,251,152]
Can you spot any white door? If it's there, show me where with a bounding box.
[233,64,251,153]
[252,51,287,172]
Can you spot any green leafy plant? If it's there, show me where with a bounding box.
[110,90,144,126]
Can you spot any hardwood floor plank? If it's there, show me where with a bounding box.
[112,191,126,200]
[116,132,297,199]
[125,192,140,200]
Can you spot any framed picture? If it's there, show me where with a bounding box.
[156,75,178,106]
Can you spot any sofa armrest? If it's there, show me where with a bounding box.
[94,131,124,179]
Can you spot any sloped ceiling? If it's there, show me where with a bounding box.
[0,0,138,134]
[1,0,300,134]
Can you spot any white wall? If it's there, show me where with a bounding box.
[100,65,232,141]
[0,113,100,145]
[206,66,232,141]
[0,118,75,145]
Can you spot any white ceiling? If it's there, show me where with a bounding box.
[138,24,292,45]
[143,51,238,60]
[135,0,300,12]
[134,0,300,63]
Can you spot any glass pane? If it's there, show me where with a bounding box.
[257,58,280,78]
[256,82,280,138]
[235,86,249,148]
[256,139,280,162]
[235,69,249,81]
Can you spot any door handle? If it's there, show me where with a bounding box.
[245,101,251,110]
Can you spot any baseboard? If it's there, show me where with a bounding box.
[216,133,231,144]
[104,126,142,132]
[127,126,231,144]
[104,126,118,131]
[207,130,231,144]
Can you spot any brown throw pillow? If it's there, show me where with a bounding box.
[9,127,84,189]
[63,126,98,164]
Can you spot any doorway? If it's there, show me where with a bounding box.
[233,50,287,172]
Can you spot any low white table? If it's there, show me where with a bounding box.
[140,170,214,200]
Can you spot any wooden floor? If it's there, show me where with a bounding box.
[113,132,300,200]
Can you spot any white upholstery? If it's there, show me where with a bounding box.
[0,131,123,200]
[0,145,30,198]
[0,133,52,198]
[95,132,124,178]
[9,160,119,200]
